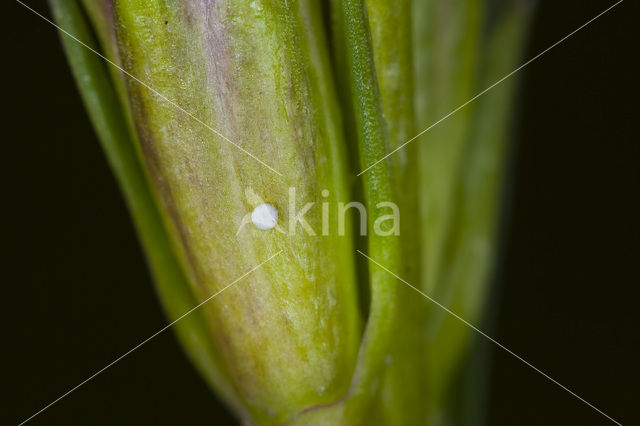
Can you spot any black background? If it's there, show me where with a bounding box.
[7,1,638,425]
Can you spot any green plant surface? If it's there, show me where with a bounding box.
[416,2,535,424]
[51,0,534,424]
[112,1,362,423]
[363,0,427,424]
[48,0,249,419]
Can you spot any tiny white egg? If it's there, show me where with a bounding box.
[251,203,278,230]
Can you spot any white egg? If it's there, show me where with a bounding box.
[251,203,278,230]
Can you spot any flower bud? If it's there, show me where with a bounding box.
[57,0,361,423]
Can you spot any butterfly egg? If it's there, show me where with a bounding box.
[251,203,278,230]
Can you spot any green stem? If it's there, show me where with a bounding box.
[341,0,402,419]
[364,0,427,423]
[295,1,403,423]
[421,3,535,424]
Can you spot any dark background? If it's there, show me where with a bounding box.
[8,1,638,425]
